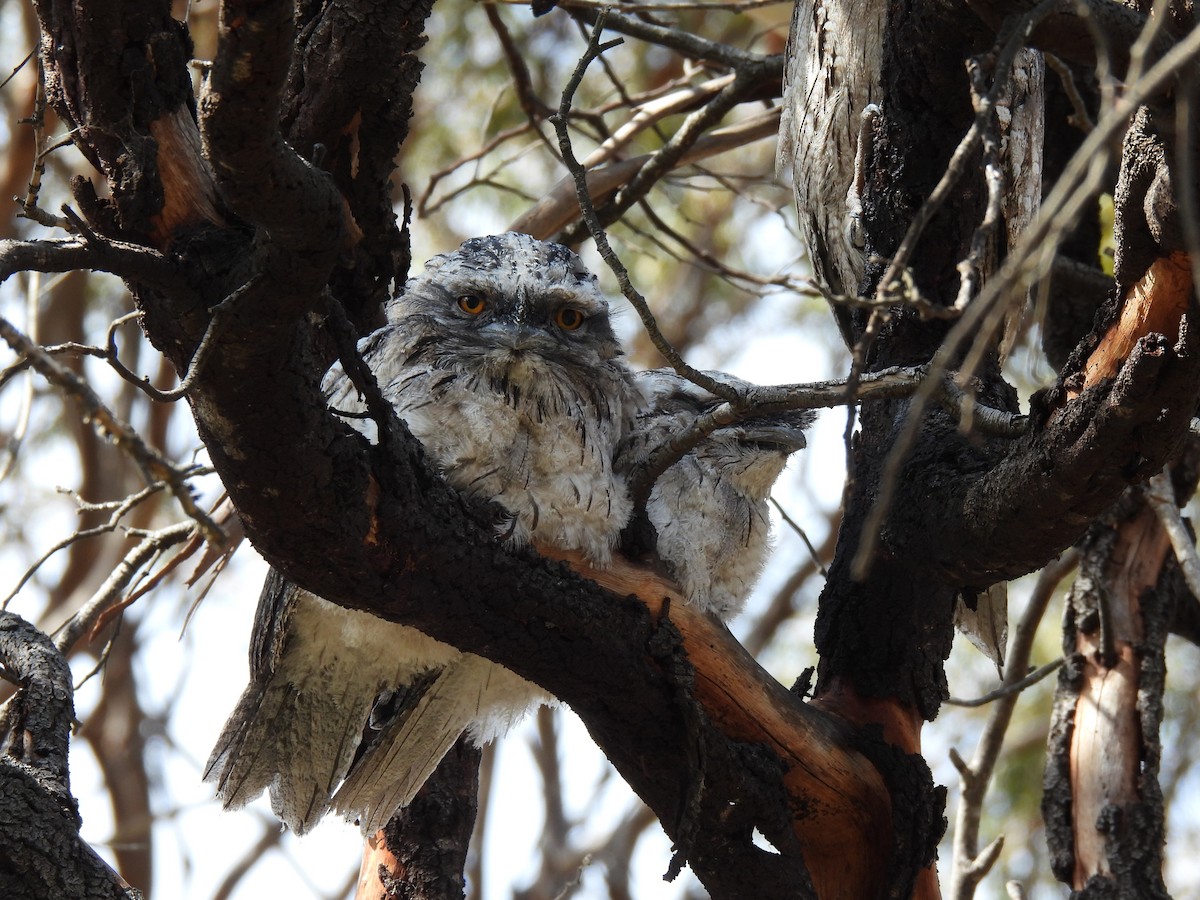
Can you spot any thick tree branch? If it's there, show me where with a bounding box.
[965,0,1174,84]
[355,740,481,900]
[280,0,432,332]
[902,257,1198,586]
[1042,501,1173,895]
[199,0,347,277]
[0,612,138,900]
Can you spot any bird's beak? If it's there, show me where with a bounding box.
[486,321,540,351]
[735,424,808,453]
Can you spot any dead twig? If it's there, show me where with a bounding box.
[0,314,222,544]
[1146,469,1200,602]
[944,657,1064,708]
[52,521,196,654]
[551,15,740,403]
[948,549,1080,900]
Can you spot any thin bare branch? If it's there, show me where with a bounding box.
[0,236,181,291]
[949,549,1080,900]
[944,657,1064,708]
[628,365,1025,506]
[0,314,222,543]
[3,481,172,609]
[513,108,779,238]
[582,74,734,170]
[1044,53,1094,131]
[1146,470,1200,602]
[564,4,777,70]
[53,522,195,655]
[103,275,258,403]
[551,16,739,402]
[770,496,828,579]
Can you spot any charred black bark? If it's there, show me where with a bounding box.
[815,0,995,716]
[0,612,138,900]
[283,0,432,335]
[1041,501,1172,899]
[1040,62,1111,371]
[23,4,852,895]
[375,740,482,900]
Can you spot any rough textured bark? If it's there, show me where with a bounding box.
[794,0,1199,896]
[1042,499,1173,898]
[23,1,884,897]
[1039,62,1109,371]
[0,612,138,900]
[282,0,426,334]
[356,740,481,900]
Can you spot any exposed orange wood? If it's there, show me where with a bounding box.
[811,678,923,755]
[1074,252,1192,398]
[914,864,944,900]
[147,106,366,252]
[813,681,939,899]
[543,545,894,900]
[355,829,397,900]
[1070,506,1169,888]
[148,106,225,246]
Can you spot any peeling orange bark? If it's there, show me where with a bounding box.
[148,107,225,245]
[1077,252,1193,397]
[812,682,941,900]
[544,546,894,899]
[356,829,399,900]
[811,679,923,755]
[1069,506,1169,887]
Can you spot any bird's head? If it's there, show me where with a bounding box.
[384,233,636,422]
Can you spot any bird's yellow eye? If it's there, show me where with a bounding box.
[555,307,585,331]
[457,295,487,315]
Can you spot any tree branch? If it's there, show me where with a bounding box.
[0,612,139,900]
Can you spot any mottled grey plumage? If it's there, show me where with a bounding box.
[204,572,459,833]
[618,369,813,620]
[205,233,642,835]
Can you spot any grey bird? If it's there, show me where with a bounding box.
[205,233,643,835]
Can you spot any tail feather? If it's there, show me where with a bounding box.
[205,669,385,834]
[334,655,549,834]
[204,587,460,835]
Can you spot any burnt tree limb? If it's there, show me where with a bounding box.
[812,9,1198,898]
[0,612,138,900]
[24,0,1200,898]
[356,740,481,900]
[814,0,1200,715]
[282,0,432,333]
[965,0,1176,82]
[1042,498,1173,897]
